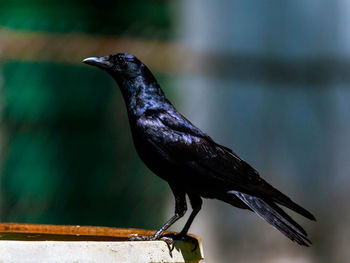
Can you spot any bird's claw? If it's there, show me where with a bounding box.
[163,233,185,240]
[163,233,199,251]
[128,235,152,241]
[160,236,174,248]
[128,235,174,247]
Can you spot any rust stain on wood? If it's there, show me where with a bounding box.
[0,222,156,238]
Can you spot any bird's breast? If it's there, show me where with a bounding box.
[127,118,169,177]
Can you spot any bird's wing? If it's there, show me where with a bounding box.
[144,107,211,140]
[141,109,263,187]
[139,110,315,220]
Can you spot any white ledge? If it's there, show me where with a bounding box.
[0,239,204,263]
[0,223,203,263]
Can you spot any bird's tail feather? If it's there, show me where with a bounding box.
[228,190,311,246]
[267,188,316,221]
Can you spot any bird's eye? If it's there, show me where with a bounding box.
[116,56,127,67]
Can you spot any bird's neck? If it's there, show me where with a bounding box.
[116,75,168,117]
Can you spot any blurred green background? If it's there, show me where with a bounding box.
[1,1,350,263]
[0,0,173,228]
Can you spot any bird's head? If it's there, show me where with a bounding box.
[83,53,145,79]
[83,53,164,108]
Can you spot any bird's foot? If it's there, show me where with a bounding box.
[163,232,186,240]
[128,235,174,247]
[163,232,199,252]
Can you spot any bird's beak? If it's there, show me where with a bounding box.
[82,56,113,69]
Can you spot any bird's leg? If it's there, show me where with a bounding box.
[179,194,202,236]
[162,194,202,251]
[128,185,187,244]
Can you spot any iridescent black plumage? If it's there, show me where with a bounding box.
[83,53,315,246]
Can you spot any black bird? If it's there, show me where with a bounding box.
[83,53,315,246]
